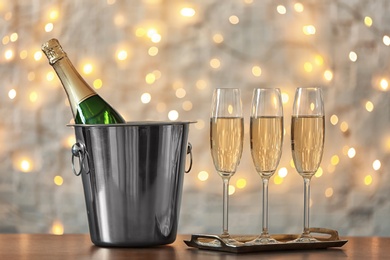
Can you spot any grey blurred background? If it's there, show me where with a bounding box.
[0,0,389,236]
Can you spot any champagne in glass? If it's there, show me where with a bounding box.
[291,87,325,243]
[249,88,283,244]
[210,88,244,244]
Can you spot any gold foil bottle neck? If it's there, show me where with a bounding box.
[41,38,67,65]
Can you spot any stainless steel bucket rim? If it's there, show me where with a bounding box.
[67,121,196,128]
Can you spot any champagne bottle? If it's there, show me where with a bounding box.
[41,38,126,124]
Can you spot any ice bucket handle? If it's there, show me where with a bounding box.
[185,142,193,173]
[71,142,90,176]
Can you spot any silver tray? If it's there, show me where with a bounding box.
[184,227,348,253]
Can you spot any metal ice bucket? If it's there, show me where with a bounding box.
[69,121,193,247]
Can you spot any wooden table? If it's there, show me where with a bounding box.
[0,234,388,259]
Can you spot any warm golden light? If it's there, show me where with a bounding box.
[210,58,221,69]
[330,114,338,125]
[2,35,9,45]
[379,78,388,91]
[195,120,205,130]
[51,220,64,235]
[175,88,186,98]
[347,147,356,158]
[324,70,333,81]
[303,25,316,35]
[274,175,283,185]
[114,14,125,27]
[304,62,313,72]
[252,66,262,77]
[290,159,295,168]
[8,89,16,99]
[196,79,207,90]
[340,121,349,132]
[20,159,32,173]
[325,187,333,198]
[315,167,323,178]
[229,15,239,25]
[228,105,234,114]
[372,160,381,171]
[383,35,390,46]
[10,32,18,42]
[168,110,179,121]
[277,5,287,14]
[213,33,224,44]
[34,51,42,61]
[20,50,28,59]
[236,178,247,189]
[310,102,315,111]
[54,176,64,186]
[45,23,54,32]
[141,93,151,104]
[29,92,38,103]
[143,28,162,43]
[180,7,195,17]
[278,167,288,178]
[46,71,55,81]
[117,50,128,61]
[93,79,103,89]
[135,27,146,37]
[5,49,13,60]
[153,70,161,79]
[331,155,339,166]
[49,9,59,20]
[83,63,93,74]
[172,80,183,90]
[349,51,357,62]
[198,171,209,181]
[182,101,193,111]
[294,3,304,12]
[228,185,236,195]
[148,46,159,56]
[365,101,374,112]
[151,33,161,43]
[63,135,76,148]
[147,28,157,38]
[364,175,372,186]
[364,16,373,27]
[314,55,324,66]
[145,73,156,84]
[385,137,390,152]
[281,92,289,104]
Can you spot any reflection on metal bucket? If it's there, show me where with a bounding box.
[69,122,193,247]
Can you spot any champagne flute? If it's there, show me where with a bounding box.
[210,88,244,244]
[248,88,283,244]
[291,87,325,243]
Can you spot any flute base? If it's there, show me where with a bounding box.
[245,235,280,245]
